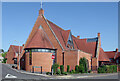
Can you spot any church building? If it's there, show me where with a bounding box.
[6,8,120,73]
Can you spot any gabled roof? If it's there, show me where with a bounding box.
[99,48,110,61]
[61,30,71,46]
[105,51,116,59]
[105,51,120,59]
[46,21,110,61]
[47,20,97,56]
[26,27,54,49]
[6,45,23,58]
[73,36,97,57]
[11,45,23,53]
[47,20,69,50]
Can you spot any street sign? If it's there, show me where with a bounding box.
[52,55,55,59]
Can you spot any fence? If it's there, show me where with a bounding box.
[32,66,42,74]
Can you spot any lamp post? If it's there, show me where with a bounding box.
[14,40,20,70]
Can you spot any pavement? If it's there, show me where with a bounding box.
[1,63,120,80]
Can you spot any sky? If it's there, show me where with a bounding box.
[2,2,118,52]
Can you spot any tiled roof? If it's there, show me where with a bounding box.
[61,30,71,46]
[26,28,54,49]
[105,51,116,59]
[6,45,23,58]
[47,20,69,50]
[73,36,97,57]
[20,14,110,62]
[99,48,110,61]
[105,51,120,59]
[47,20,98,57]
[11,45,23,53]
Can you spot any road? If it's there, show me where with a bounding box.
[2,63,49,79]
[1,63,120,80]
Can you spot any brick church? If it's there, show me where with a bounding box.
[6,8,120,73]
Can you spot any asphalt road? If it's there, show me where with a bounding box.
[2,64,49,79]
[1,63,119,80]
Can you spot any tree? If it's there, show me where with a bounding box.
[79,57,88,73]
[1,49,4,53]
[1,52,7,63]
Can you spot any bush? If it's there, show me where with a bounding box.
[98,65,117,73]
[70,70,75,74]
[60,65,64,74]
[2,52,7,63]
[112,65,117,73]
[79,64,85,73]
[53,63,59,74]
[46,72,51,75]
[79,57,88,73]
[56,69,61,75]
[67,65,70,72]
[75,65,79,73]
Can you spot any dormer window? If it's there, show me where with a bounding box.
[66,31,74,49]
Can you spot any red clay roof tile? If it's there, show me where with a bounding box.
[105,51,116,59]
[99,48,110,61]
[26,28,54,49]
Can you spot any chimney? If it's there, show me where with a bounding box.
[98,32,100,37]
[22,44,24,46]
[77,36,80,39]
[39,8,44,16]
[116,48,118,52]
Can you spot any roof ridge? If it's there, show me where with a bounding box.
[47,19,65,31]
[60,31,67,47]
[43,16,64,50]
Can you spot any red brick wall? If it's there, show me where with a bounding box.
[64,50,92,71]
[92,57,98,71]
[6,46,15,64]
[64,50,78,71]
[25,52,53,72]
[78,50,92,70]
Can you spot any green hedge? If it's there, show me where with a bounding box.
[60,65,64,74]
[98,65,117,73]
[79,64,85,73]
[75,65,79,73]
[67,65,70,72]
[53,63,59,74]
[79,57,88,73]
[56,68,61,75]
[70,69,75,74]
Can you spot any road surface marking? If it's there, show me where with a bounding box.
[5,74,17,78]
